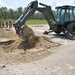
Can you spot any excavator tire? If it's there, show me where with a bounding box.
[54,31,61,34]
[54,25,61,34]
[67,22,75,35]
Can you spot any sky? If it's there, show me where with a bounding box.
[0,0,75,10]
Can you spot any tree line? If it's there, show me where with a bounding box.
[0,7,23,20]
[0,7,56,20]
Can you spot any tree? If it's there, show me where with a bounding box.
[0,6,56,20]
[17,7,23,18]
[8,9,14,19]
[0,7,8,19]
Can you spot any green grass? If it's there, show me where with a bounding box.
[26,20,47,25]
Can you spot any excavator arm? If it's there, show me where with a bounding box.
[13,1,38,40]
[37,3,55,26]
[13,1,55,41]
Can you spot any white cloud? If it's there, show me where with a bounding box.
[38,0,75,9]
[0,0,8,7]
[14,1,19,5]
[49,0,75,7]
[0,0,75,9]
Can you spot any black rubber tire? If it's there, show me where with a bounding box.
[67,22,75,35]
[54,31,61,34]
[54,25,61,34]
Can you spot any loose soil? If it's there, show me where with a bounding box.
[0,28,60,64]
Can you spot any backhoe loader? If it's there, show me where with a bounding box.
[13,0,75,41]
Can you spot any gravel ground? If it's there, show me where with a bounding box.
[0,24,75,75]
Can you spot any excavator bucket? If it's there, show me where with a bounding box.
[18,25,35,47]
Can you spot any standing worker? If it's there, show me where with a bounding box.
[9,19,13,28]
[0,20,2,28]
[6,20,8,28]
[2,20,4,28]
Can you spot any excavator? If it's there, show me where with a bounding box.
[13,0,75,42]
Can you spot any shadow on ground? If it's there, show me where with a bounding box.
[48,33,69,40]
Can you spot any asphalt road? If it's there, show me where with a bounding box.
[0,24,75,75]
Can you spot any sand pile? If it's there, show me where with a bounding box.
[0,28,16,38]
[0,27,60,63]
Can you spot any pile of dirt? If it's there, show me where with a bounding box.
[0,27,60,64]
[0,28,16,38]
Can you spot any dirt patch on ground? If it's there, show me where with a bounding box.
[0,28,60,64]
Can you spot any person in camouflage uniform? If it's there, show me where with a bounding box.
[8,20,13,28]
[0,20,2,28]
[6,20,8,28]
[2,20,4,28]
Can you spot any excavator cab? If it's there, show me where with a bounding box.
[51,6,75,39]
[56,6,75,23]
